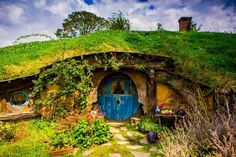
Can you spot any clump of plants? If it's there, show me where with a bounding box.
[136,117,164,133]
[31,59,94,118]
[0,122,16,142]
[50,119,112,150]
[160,89,236,157]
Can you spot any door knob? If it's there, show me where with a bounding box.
[116,99,121,105]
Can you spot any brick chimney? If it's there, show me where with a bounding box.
[178,17,192,32]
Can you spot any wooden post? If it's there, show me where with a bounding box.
[0,99,7,113]
[146,69,157,113]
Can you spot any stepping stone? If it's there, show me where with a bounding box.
[127,131,132,137]
[120,126,128,131]
[82,149,94,156]
[114,134,126,141]
[126,145,143,150]
[149,146,158,151]
[110,127,119,133]
[109,153,121,157]
[140,137,148,144]
[131,151,150,157]
[102,142,112,146]
[117,141,129,145]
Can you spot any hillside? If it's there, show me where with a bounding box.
[0,30,235,87]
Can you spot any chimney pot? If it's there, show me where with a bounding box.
[178,17,192,32]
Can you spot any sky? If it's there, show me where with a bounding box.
[0,0,236,47]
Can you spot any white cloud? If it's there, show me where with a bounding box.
[45,1,74,17]
[0,4,25,24]
[0,0,236,48]
[34,0,47,8]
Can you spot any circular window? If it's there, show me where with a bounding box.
[10,90,29,108]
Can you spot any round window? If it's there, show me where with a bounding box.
[10,90,29,108]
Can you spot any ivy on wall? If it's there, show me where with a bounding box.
[31,59,94,118]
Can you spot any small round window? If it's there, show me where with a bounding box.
[10,90,29,108]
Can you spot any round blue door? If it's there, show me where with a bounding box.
[98,74,139,121]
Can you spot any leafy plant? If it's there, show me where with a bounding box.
[0,122,16,142]
[31,59,94,118]
[137,117,164,133]
[55,11,108,38]
[50,119,112,149]
[51,130,75,149]
[72,120,92,148]
[92,119,112,144]
[109,11,131,31]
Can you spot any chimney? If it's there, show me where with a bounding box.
[178,17,192,32]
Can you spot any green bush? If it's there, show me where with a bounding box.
[137,118,164,133]
[92,119,112,144]
[72,120,93,148]
[51,131,75,148]
[0,122,16,142]
[50,119,112,149]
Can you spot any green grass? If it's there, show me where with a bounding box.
[0,120,52,157]
[0,30,235,85]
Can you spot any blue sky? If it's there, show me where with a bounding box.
[0,0,236,47]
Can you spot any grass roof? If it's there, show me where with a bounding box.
[0,30,235,86]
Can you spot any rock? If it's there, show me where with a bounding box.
[114,134,126,141]
[120,126,128,131]
[131,151,150,157]
[140,137,148,144]
[149,146,158,151]
[102,142,112,146]
[127,131,132,137]
[117,141,129,145]
[109,153,121,157]
[110,127,120,133]
[82,149,94,156]
[126,145,143,150]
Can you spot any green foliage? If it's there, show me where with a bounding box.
[109,11,131,31]
[92,119,112,144]
[50,119,112,149]
[31,59,94,118]
[136,118,164,133]
[0,30,235,86]
[0,120,51,157]
[0,122,16,142]
[56,11,108,38]
[95,53,122,71]
[0,140,50,157]
[72,120,92,148]
[190,21,202,32]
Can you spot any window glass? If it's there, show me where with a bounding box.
[111,80,125,94]
[10,91,29,108]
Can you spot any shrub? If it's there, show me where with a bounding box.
[0,122,16,142]
[72,120,93,148]
[137,117,164,133]
[92,119,112,144]
[109,11,131,31]
[51,131,75,149]
[50,119,112,149]
[160,128,198,157]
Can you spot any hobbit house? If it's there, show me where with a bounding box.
[0,17,235,121]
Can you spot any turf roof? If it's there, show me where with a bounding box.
[0,30,235,86]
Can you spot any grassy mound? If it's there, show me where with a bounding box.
[0,30,235,86]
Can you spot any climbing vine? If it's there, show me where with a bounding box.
[31,59,94,118]
[13,33,55,44]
